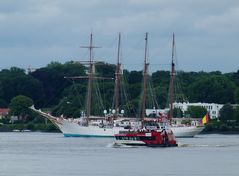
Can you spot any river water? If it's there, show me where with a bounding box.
[0,132,239,176]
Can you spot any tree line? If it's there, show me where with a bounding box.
[0,61,239,123]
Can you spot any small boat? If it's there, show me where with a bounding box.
[115,128,178,147]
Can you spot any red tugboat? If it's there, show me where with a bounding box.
[114,33,177,147]
[114,128,178,147]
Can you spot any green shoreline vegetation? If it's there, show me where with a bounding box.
[0,61,239,133]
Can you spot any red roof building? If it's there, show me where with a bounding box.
[0,108,9,119]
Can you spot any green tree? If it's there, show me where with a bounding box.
[185,106,207,118]
[219,103,234,123]
[234,106,239,122]
[188,75,236,104]
[154,86,168,109]
[95,62,115,78]
[30,61,86,107]
[0,99,8,108]
[9,95,34,122]
[124,99,138,117]
[0,67,43,106]
[234,87,239,104]
[127,71,142,84]
[151,71,170,88]
[173,107,183,118]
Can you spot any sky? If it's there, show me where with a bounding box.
[0,0,239,73]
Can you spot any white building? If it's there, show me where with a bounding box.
[146,102,224,119]
[173,102,223,119]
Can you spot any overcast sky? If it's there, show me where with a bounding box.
[0,0,238,73]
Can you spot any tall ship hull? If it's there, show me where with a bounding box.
[62,124,203,138]
[56,119,125,137]
[56,118,204,138]
[60,121,204,138]
[30,106,203,137]
[171,126,204,138]
[30,106,125,137]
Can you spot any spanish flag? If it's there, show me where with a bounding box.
[202,113,209,125]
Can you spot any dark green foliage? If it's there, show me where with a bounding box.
[154,86,168,109]
[0,61,238,122]
[219,103,235,122]
[5,123,59,132]
[0,99,8,108]
[151,71,170,109]
[152,71,170,87]
[0,67,43,106]
[188,75,236,104]
[185,106,207,118]
[234,106,239,122]
[30,61,86,107]
[173,107,183,118]
[9,95,34,122]
[52,96,83,118]
[234,87,239,104]
[227,70,239,86]
[95,62,116,78]
[124,99,138,117]
[127,71,142,84]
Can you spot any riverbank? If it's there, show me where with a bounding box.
[0,123,59,132]
[201,129,239,135]
[202,123,239,134]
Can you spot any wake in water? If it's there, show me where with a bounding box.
[177,143,210,147]
[107,142,239,148]
[177,142,239,148]
[106,142,140,148]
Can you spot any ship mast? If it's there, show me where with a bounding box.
[113,33,122,118]
[140,32,149,127]
[81,33,98,126]
[169,33,176,121]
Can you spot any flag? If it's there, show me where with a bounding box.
[202,113,209,124]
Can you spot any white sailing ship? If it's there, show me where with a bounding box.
[31,33,204,138]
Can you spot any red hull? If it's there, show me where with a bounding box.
[115,129,178,147]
